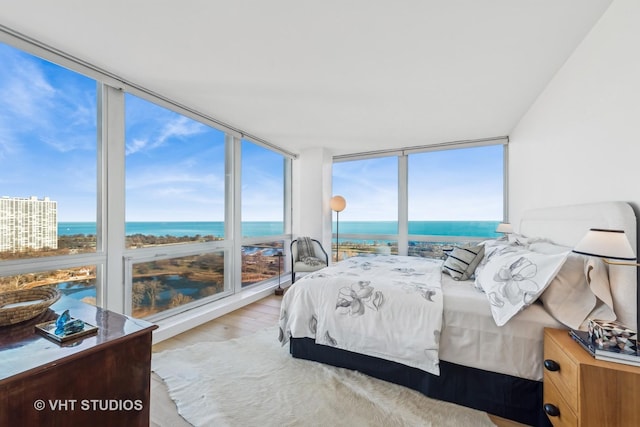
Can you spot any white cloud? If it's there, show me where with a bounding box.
[0,48,54,124]
[0,120,17,159]
[126,115,207,155]
[126,165,225,199]
[0,45,97,154]
[126,138,149,155]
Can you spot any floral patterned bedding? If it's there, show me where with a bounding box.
[279,255,444,375]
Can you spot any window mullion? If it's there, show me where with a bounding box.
[398,155,409,256]
[228,135,242,293]
[100,84,126,314]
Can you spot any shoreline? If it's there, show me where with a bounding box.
[56,220,501,239]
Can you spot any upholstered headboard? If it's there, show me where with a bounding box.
[519,201,637,330]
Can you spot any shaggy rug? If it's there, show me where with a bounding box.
[152,327,496,427]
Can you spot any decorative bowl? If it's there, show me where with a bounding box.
[0,287,61,327]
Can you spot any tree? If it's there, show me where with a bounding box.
[169,292,193,308]
[133,279,165,310]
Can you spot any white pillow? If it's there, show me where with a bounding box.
[477,249,569,326]
[442,245,484,281]
[506,233,552,246]
[474,243,526,291]
[528,241,572,255]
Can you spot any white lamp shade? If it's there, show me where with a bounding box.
[495,223,514,233]
[330,195,346,212]
[573,228,636,261]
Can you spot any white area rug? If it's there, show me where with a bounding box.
[153,327,496,427]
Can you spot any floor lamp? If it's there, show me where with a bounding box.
[330,195,346,262]
[274,250,284,296]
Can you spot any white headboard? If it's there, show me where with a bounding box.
[519,201,637,330]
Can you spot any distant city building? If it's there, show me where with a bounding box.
[0,196,58,252]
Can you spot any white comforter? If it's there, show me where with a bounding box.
[279,255,444,375]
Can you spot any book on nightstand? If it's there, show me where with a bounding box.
[570,329,596,356]
[570,329,640,368]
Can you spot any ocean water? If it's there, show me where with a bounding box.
[58,221,500,238]
[339,220,500,237]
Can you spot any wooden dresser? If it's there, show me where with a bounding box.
[543,328,640,427]
[0,297,157,426]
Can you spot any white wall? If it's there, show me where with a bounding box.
[291,147,334,253]
[509,0,640,227]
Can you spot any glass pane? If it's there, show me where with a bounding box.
[241,240,284,287]
[332,157,398,229]
[0,43,97,260]
[407,145,503,258]
[125,94,226,248]
[332,157,398,259]
[132,252,225,318]
[337,239,398,259]
[241,140,284,237]
[1,266,97,305]
[408,145,503,238]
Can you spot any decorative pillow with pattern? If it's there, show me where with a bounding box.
[474,241,525,291]
[476,249,569,326]
[443,245,485,281]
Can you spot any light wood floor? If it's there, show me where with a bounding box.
[150,294,528,427]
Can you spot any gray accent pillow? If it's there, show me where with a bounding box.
[443,245,485,281]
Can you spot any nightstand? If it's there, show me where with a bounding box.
[543,328,640,427]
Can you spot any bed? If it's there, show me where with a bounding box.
[278,201,638,426]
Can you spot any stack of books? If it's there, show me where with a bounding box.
[570,329,640,367]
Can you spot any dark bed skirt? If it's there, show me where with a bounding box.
[290,337,552,427]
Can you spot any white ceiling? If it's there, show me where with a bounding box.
[0,0,612,157]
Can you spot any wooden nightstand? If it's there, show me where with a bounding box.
[543,328,640,427]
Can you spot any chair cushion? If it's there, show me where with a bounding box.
[293,261,326,273]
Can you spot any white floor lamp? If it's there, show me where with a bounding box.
[330,195,346,262]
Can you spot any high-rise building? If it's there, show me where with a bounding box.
[0,196,58,253]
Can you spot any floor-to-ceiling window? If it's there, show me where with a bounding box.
[0,35,292,323]
[331,156,398,259]
[240,140,288,287]
[332,141,506,258]
[124,94,229,318]
[0,41,101,305]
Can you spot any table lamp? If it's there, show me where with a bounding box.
[496,222,514,234]
[572,228,638,265]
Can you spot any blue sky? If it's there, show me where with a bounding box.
[0,43,97,222]
[0,42,284,222]
[333,145,504,221]
[124,94,228,222]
